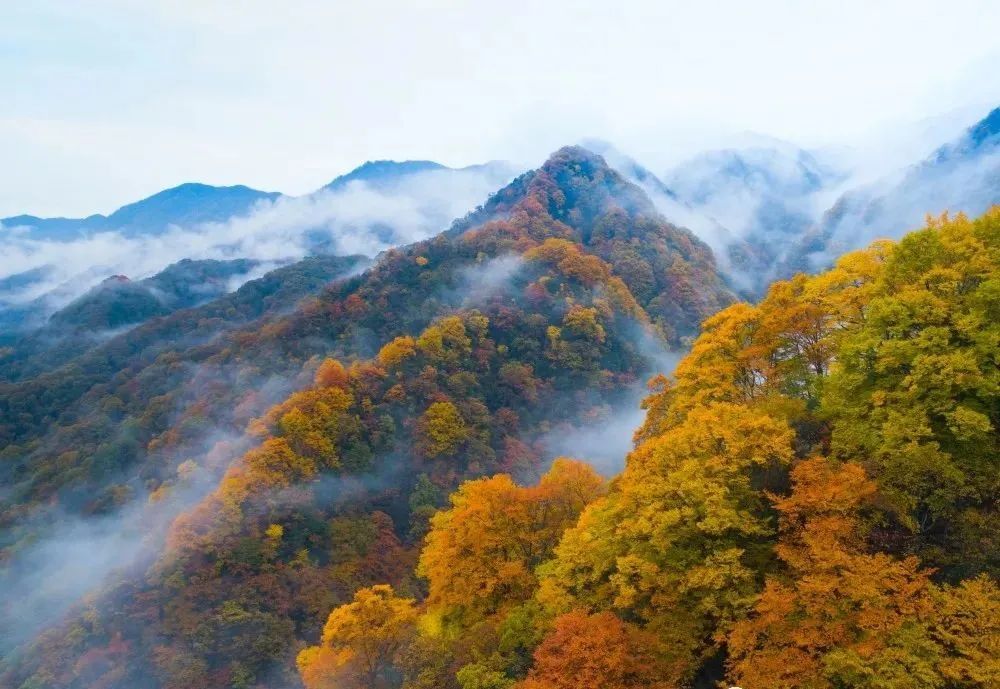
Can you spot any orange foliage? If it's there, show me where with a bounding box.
[314,358,350,388]
[727,458,937,689]
[418,459,605,618]
[516,611,673,689]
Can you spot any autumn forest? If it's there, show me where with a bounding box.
[1,141,998,689]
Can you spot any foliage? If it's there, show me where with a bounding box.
[298,585,418,689]
[4,158,998,689]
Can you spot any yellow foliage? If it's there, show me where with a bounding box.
[377,336,418,368]
[297,585,418,689]
[417,401,468,458]
[418,459,605,622]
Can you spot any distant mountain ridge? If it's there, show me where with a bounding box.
[783,105,1000,274]
[2,160,517,242]
[663,144,846,291]
[323,159,447,190]
[2,183,280,240]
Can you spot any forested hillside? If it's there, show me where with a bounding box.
[292,209,998,689]
[3,146,998,689]
[6,5,999,688]
[0,147,734,688]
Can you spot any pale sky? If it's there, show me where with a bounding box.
[3,0,1000,217]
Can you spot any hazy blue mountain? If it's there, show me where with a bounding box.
[665,143,843,242]
[323,158,515,193]
[657,141,845,294]
[47,258,262,332]
[1,183,280,240]
[0,258,262,341]
[323,159,447,191]
[787,105,1000,274]
[0,265,56,295]
[0,255,366,382]
[0,214,107,240]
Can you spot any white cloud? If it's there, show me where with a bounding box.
[0,164,515,314]
[2,1,999,217]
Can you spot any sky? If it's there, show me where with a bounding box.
[3,0,1000,217]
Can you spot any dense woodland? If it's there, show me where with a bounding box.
[0,148,997,689]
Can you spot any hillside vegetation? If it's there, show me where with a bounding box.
[1,148,735,688]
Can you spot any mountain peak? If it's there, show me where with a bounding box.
[449,145,658,237]
[540,145,608,173]
[106,183,279,231]
[102,274,131,284]
[324,159,446,190]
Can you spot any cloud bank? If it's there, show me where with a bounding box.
[0,164,517,320]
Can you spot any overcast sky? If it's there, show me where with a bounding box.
[3,0,1000,217]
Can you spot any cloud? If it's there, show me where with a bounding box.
[0,431,246,655]
[0,164,516,320]
[536,324,682,475]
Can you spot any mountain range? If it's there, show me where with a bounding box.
[0,147,734,688]
[1,184,281,241]
[4,106,998,317]
[783,105,1000,273]
[0,159,517,334]
[0,109,998,689]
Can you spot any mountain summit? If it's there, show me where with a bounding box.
[0,145,733,688]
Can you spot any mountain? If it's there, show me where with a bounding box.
[0,258,266,379]
[0,146,733,688]
[103,184,281,236]
[664,141,846,293]
[0,161,517,330]
[324,159,447,191]
[49,259,262,331]
[580,140,756,291]
[785,105,1000,274]
[1,183,280,241]
[324,159,515,193]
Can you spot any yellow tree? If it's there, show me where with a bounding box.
[297,585,418,689]
[727,456,1000,689]
[417,401,469,458]
[418,459,604,623]
[536,403,794,682]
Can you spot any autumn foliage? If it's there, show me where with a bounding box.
[4,154,999,689]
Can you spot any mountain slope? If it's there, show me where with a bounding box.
[0,253,368,505]
[0,258,264,379]
[49,259,261,330]
[786,105,1000,273]
[0,146,733,689]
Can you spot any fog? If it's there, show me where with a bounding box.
[0,359,306,656]
[0,164,516,320]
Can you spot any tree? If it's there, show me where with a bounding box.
[418,460,604,621]
[417,401,469,458]
[378,336,418,368]
[726,457,1000,689]
[537,403,794,681]
[297,585,418,689]
[822,212,1000,576]
[515,611,672,689]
